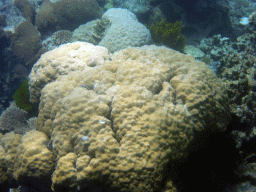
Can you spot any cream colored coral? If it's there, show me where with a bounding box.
[29,42,110,103]
[13,130,54,182]
[32,42,230,191]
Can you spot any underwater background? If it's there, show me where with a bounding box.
[0,0,256,191]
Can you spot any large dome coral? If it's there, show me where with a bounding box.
[29,42,230,191]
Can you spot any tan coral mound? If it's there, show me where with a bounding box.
[0,132,21,179]
[0,130,54,188]
[13,130,54,183]
[31,42,230,191]
[29,42,110,103]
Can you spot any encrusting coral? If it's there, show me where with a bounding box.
[26,42,230,191]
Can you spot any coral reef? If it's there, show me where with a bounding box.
[71,20,99,45]
[199,33,256,125]
[0,132,21,181]
[10,20,42,68]
[0,4,44,111]
[228,0,256,37]
[51,153,77,191]
[13,130,54,185]
[148,20,185,52]
[92,18,111,41]
[42,30,73,51]
[197,29,256,191]
[72,17,111,45]
[14,0,35,23]
[98,8,152,52]
[184,45,204,58]
[0,102,36,135]
[29,42,110,103]
[0,102,27,134]
[148,1,233,45]
[111,0,151,14]
[35,0,101,33]
[71,8,151,52]
[26,42,229,191]
[0,1,255,191]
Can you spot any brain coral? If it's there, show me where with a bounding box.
[30,42,230,191]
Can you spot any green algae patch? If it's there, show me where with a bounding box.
[13,78,32,111]
[148,20,186,52]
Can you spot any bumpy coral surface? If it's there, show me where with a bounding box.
[98,8,152,52]
[13,130,54,184]
[30,42,230,191]
[0,132,21,179]
[51,153,78,191]
[35,0,100,33]
[0,130,54,189]
[29,42,110,103]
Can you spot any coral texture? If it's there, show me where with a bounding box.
[199,34,256,125]
[0,102,27,134]
[13,130,54,184]
[35,0,100,33]
[30,42,229,191]
[14,0,35,23]
[98,8,152,52]
[0,130,53,189]
[51,153,78,191]
[71,18,111,45]
[71,20,99,45]
[43,30,73,51]
[11,20,42,67]
[0,132,21,179]
[112,0,151,14]
[29,42,110,103]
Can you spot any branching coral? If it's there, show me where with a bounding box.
[0,102,27,134]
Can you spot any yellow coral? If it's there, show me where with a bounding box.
[31,42,229,191]
[13,130,54,182]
